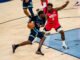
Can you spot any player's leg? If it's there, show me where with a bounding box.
[43,23,51,35]
[12,35,35,53]
[56,26,69,49]
[23,8,32,18]
[28,7,34,17]
[23,0,34,18]
[36,32,45,55]
[27,0,34,17]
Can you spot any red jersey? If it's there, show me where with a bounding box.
[45,8,61,30]
[47,8,59,24]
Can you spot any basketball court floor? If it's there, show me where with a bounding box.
[0,0,80,60]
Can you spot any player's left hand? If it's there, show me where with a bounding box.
[36,23,40,27]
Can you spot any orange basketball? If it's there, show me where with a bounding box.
[27,22,35,29]
[25,0,29,3]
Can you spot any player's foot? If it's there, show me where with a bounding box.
[36,51,44,55]
[62,45,69,49]
[12,44,18,53]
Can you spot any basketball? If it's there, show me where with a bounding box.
[25,0,29,3]
[27,22,35,29]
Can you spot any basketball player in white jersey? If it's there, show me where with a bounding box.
[74,0,80,6]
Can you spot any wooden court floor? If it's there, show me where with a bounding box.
[0,0,80,60]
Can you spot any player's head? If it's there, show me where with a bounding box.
[38,11,45,18]
[47,3,53,11]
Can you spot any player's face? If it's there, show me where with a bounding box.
[40,14,45,18]
[47,6,52,11]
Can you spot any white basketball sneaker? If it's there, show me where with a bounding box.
[62,41,69,49]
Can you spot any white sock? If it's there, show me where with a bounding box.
[62,41,67,46]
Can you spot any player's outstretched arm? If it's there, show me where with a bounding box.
[55,0,69,12]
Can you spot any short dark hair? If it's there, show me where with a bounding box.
[38,11,44,16]
[47,3,53,7]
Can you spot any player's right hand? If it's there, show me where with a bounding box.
[36,9,39,12]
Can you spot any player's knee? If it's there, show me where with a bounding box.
[23,9,28,13]
[59,30,64,35]
[27,40,32,44]
[59,30,65,40]
[42,37,46,41]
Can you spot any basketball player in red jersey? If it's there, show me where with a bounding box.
[43,0,69,49]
